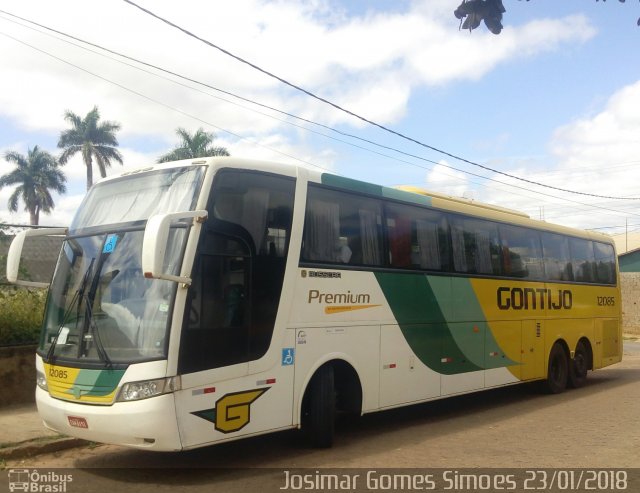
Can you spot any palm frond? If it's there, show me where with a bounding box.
[158,127,229,163]
[63,110,82,128]
[8,187,22,212]
[58,145,81,164]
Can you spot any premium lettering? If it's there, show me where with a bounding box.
[497,287,572,310]
[308,289,370,304]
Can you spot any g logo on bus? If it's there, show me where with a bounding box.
[192,388,269,434]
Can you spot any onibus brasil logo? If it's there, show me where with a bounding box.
[8,469,73,492]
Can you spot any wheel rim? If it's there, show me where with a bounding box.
[551,356,561,383]
[551,352,565,386]
[574,348,587,377]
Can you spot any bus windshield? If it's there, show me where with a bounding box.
[40,165,205,365]
[70,165,205,233]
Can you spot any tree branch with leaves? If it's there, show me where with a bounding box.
[454,0,639,35]
[157,127,229,163]
[58,106,123,190]
[0,146,66,225]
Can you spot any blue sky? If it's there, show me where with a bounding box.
[0,0,639,242]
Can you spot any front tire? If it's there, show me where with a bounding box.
[302,364,335,448]
[543,342,568,394]
[568,340,589,388]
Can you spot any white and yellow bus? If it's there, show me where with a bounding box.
[6,157,621,450]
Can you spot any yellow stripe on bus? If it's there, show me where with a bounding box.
[324,304,381,314]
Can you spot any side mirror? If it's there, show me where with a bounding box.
[142,210,207,285]
[6,227,67,288]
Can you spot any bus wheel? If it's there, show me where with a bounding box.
[302,364,336,448]
[568,340,589,388]
[544,343,568,394]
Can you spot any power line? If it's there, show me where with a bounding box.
[523,160,640,179]
[0,30,331,174]
[0,9,466,179]
[122,0,640,201]
[2,10,639,222]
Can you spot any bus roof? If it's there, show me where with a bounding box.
[98,157,614,246]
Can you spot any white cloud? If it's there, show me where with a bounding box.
[0,0,597,138]
[551,80,640,175]
[1,0,625,233]
[425,161,470,198]
[229,133,337,172]
[452,80,640,233]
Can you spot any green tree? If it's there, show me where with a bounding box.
[0,146,67,225]
[58,106,123,190]
[157,127,230,163]
[454,0,639,35]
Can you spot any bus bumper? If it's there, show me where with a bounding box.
[36,387,182,451]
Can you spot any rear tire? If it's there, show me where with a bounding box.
[302,364,335,448]
[543,342,568,394]
[568,340,589,388]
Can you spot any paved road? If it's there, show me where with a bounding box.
[4,342,640,492]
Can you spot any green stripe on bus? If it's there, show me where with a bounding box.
[73,368,126,397]
[320,174,432,206]
[321,174,383,196]
[441,278,517,368]
[374,272,482,375]
[374,272,516,374]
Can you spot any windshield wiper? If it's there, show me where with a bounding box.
[79,253,116,367]
[46,258,95,363]
[81,293,113,368]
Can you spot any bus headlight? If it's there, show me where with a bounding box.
[117,376,181,402]
[36,370,48,391]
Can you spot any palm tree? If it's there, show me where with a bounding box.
[157,127,229,163]
[58,106,123,190]
[0,146,67,225]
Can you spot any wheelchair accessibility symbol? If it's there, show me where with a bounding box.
[102,234,119,254]
[282,348,295,366]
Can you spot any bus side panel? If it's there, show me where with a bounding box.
[595,318,622,369]
[484,320,522,386]
[379,324,441,408]
[545,317,594,367]
[521,320,545,381]
[294,325,380,419]
[174,328,296,449]
[441,322,485,395]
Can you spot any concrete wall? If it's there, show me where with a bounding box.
[0,345,37,407]
[621,272,640,335]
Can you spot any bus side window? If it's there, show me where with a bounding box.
[302,186,383,267]
[594,242,616,285]
[386,202,448,271]
[499,225,543,280]
[541,232,573,282]
[451,216,502,276]
[570,238,596,283]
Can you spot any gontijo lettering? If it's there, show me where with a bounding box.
[497,287,572,310]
